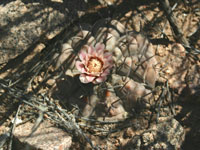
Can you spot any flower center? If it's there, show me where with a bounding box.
[87,57,103,73]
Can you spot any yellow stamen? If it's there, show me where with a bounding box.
[87,57,103,73]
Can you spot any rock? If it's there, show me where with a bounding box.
[0,0,87,64]
[124,127,135,138]
[13,121,72,150]
[46,79,56,86]
[125,117,185,150]
[97,0,118,6]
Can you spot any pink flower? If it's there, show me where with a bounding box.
[76,43,113,84]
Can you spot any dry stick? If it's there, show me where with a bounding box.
[79,116,124,124]
[159,0,190,46]
[55,106,97,150]
[161,2,199,58]
[8,105,21,150]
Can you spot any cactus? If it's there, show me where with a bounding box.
[54,19,158,121]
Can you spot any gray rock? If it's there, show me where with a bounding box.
[13,121,72,150]
[125,117,185,150]
[0,0,87,64]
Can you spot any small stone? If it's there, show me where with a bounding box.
[11,118,22,125]
[172,43,186,57]
[46,79,56,86]
[124,127,134,138]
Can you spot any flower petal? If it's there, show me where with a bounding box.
[79,74,89,83]
[86,75,95,82]
[87,71,101,77]
[76,61,85,72]
[88,46,95,55]
[77,42,113,84]
[79,50,87,62]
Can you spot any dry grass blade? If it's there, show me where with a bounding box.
[26,112,44,138]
